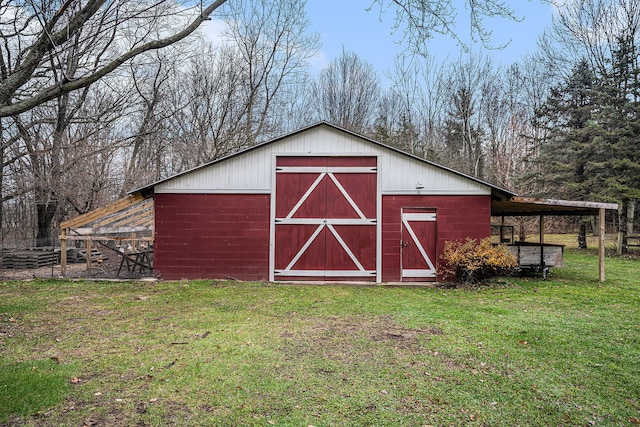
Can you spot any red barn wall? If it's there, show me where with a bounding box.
[381,195,491,282]
[154,193,271,280]
[154,193,490,282]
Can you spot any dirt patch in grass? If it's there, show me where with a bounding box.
[0,313,24,348]
[10,392,194,427]
[280,315,442,362]
[32,398,126,427]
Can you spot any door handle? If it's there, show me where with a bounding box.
[400,240,408,248]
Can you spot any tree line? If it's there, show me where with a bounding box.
[0,0,638,252]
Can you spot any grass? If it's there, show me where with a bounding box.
[0,247,639,426]
[0,359,76,423]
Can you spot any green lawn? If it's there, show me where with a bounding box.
[1,250,639,426]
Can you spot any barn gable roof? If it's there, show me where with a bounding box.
[132,122,516,200]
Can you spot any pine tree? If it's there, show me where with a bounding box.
[531,39,640,254]
[587,36,640,253]
[529,59,597,200]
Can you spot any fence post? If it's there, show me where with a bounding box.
[60,229,67,277]
[599,208,605,282]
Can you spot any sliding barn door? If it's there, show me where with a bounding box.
[273,156,378,281]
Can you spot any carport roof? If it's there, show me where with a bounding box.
[491,196,619,216]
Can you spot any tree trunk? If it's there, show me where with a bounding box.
[0,120,4,254]
[36,201,57,247]
[628,200,635,235]
[578,221,588,249]
[0,119,4,242]
[617,200,628,255]
[518,217,527,242]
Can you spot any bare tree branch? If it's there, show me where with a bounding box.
[0,0,228,117]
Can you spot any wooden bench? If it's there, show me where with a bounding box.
[628,236,640,247]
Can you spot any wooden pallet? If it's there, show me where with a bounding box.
[2,250,58,269]
[68,248,105,263]
[0,247,106,269]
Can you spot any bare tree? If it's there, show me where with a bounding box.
[0,0,546,119]
[440,53,497,178]
[482,62,536,190]
[370,0,523,53]
[222,0,320,144]
[156,0,319,172]
[119,49,180,194]
[10,75,116,246]
[0,0,228,117]
[310,49,381,133]
[11,75,128,245]
[537,0,640,79]
[163,44,250,168]
[0,0,229,245]
[378,54,447,158]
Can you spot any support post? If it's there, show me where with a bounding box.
[86,239,92,270]
[540,215,545,267]
[60,229,67,277]
[500,216,505,243]
[599,208,606,282]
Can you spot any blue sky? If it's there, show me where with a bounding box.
[199,1,556,86]
[305,1,556,85]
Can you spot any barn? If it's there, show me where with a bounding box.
[134,122,516,283]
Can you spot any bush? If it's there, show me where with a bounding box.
[440,237,518,285]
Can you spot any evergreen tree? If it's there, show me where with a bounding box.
[530,59,597,200]
[531,38,640,253]
[587,36,640,252]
